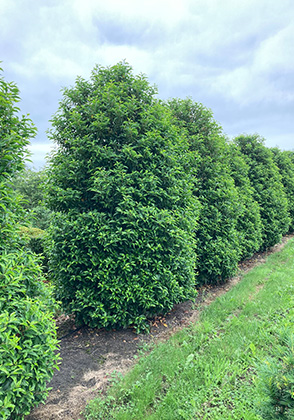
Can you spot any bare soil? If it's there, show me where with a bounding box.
[25,235,293,420]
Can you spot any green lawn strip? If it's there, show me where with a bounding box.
[83,239,294,420]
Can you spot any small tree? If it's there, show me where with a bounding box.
[234,134,290,250]
[47,62,199,331]
[167,98,241,284]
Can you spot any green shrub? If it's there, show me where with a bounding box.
[228,143,263,259]
[47,62,199,331]
[0,251,59,420]
[234,134,290,250]
[13,168,53,230]
[257,332,294,419]
[18,225,44,239]
[30,205,52,230]
[18,225,45,252]
[18,226,48,273]
[168,98,242,284]
[271,148,294,232]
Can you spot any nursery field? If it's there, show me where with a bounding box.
[2,62,294,420]
[25,235,294,420]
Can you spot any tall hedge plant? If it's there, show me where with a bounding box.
[234,134,290,250]
[271,148,294,232]
[47,62,199,331]
[228,143,263,259]
[168,98,241,284]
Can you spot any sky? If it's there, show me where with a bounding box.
[1,0,294,169]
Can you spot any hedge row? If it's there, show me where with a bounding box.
[2,61,294,416]
[46,62,294,332]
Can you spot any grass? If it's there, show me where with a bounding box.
[83,238,294,420]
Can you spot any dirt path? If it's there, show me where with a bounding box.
[25,235,293,420]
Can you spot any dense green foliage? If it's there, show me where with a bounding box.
[18,226,48,273]
[0,252,59,420]
[13,168,52,230]
[0,69,34,178]
[167,98,241,283]
[233,134,290,250]
[2,58,294,417]
[46,64,294,303]
[47,62,199,331]
[18,225,45,252]
[271,148,294,232]
[228,143,263,259]
[0,67,59,418]
[0,67,36,250]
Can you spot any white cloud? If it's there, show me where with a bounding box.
[208,18,294,105]
[256,25,294,73]
[27,142,55,169]
[1,0,294,167]
[72,0,189,28]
